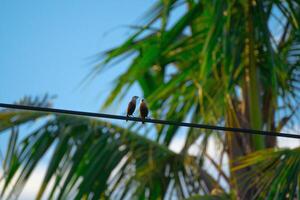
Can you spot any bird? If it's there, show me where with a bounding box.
[139,99,149,124]
[126,96,139,121]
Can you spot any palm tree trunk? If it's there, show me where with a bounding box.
[245,0,265,151]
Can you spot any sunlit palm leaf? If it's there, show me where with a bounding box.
[233,147,300,200]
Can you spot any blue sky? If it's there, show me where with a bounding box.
[0,0,153,112]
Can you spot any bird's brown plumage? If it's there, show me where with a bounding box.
[127,101,136,116]
[139,99,148,124]
[126,96,138,121]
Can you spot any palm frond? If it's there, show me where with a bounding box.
[0,111,221,199]
[233,147,300,199]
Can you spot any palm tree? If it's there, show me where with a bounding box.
[1,0,300,199]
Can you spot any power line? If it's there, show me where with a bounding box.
[0,102,299,139]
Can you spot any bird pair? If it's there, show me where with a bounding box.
[126,96,148,124]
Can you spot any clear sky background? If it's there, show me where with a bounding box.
[0,1,299,199]
[0,0,153,112]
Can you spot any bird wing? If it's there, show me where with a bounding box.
[127,101,136,115]
[140,102,148,117]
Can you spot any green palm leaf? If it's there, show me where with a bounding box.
[233,147,300,200]
[0,111,221,199]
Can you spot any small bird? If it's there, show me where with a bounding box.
[139,99,149,124]
[126,96,139,121]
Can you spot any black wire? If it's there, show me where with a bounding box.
[0,103,299,139]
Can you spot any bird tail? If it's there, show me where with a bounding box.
[126,115,129,122]
[142,117,145,124]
